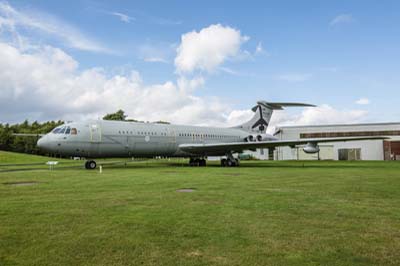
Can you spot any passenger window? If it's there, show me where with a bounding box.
[71,128,77,135]
[65,127,71,134]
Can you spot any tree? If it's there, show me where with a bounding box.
[103,110,127,121]
[0,120,63,154]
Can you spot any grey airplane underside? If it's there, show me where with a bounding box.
[36,101,386,168]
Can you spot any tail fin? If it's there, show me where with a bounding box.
[234,101,316,133]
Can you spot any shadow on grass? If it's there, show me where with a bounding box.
[131,160,397,170]
[1,160,397,173]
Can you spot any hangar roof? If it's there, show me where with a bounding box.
[274,122,400,136]
[276,122,400,129]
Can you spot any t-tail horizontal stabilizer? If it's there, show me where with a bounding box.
[235,101,316,133]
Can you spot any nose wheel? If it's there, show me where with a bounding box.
[85,160,97,170]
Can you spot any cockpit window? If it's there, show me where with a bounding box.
[59,127,66,134]
[65,127,71,134]
[70,128,77,135]
[52,127,62,134]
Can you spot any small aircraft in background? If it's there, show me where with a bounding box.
[33,101,386,169]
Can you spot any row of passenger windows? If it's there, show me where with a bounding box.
[178,133,240,139]
[52,126,77,135]
[119,131,167,136]
[117,130,239,139]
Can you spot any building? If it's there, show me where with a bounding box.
[273,122,400,161]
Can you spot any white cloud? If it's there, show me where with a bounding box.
[143,57,168,63]
[218,67,255,77]
[219,66,240,76]
[277,73,313,82]
[225,109,254,126]
[0,21,254,125]
[0,16,369,133]
[0,40,235,125]
[0,39,371,131]
[356,98,370,105]
[138,43,173,64]
[0,2,111,53]
[267,104,368,133]
[175,24,249,73]
[177,76,205,92]
[255,42,263,54]
[110,12,134,23]
[330,14,354,26]
[254,41,269,56]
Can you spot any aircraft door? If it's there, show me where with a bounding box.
[88,123,102,157]
[90,124,102,143]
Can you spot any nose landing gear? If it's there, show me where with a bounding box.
[85,160,97,170]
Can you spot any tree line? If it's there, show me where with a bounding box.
[0,120,64,154]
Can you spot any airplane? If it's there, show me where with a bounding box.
[36,101,386,169]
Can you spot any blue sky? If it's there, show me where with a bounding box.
[0,0,399,127]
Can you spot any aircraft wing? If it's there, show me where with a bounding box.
[179,136,388,155]
[12,133,45,137]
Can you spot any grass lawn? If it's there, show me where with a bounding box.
[1,151,400,265]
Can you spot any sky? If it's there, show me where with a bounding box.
[0,0,399,132]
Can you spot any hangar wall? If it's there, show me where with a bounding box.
[273,122,400,161]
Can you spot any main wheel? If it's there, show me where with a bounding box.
[221,159,227,167]
[199,159,206,167]
[87,160,97,170]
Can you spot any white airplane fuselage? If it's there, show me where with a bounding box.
[37,120,277,158]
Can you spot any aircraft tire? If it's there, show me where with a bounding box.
[189,158,200,167]
[87,160,97,170]
[221,159,227,167]
[84,161,89,169]
[199,159,206,167]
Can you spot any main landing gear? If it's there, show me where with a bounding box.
[85,160,97,170]
[220,158,240,167]
[189,158,207,167]
[221,153,240,167]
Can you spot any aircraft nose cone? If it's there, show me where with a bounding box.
[37,136,50,151]
[37,138,44,148]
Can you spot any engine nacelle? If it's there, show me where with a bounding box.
[256,134,270,141]
[245,134,271,142]
[303,142,320,154]
[245,135,254,142]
